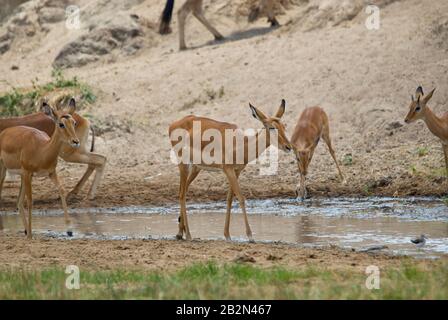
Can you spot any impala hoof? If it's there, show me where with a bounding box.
[176,234,183,240]
[24,229,27,236]
[67,230,73,237]
[248,238,255,244]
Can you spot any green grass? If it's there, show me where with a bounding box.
[342,153,353,166]
[416,146,429,157]
[0,261,447,299]
[0,68,96,117]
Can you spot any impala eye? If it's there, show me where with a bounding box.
[59,123,65,128]
[415,106,421,112]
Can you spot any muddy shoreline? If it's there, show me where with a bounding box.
[0,234,420,272]
[0,168,447,211]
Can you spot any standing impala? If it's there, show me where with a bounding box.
[404,86,448,176]
[169,100,292,242]
[159,0,280,50]
[291,106,345,200]
[0,100,79,238]
[0,99,106,200]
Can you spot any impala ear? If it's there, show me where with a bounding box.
[41,102,58,122]
[64,97,76,114]
[423,88,435,104]
[416,86,424,99]
[274,99,286,118]
[249,103,268,122]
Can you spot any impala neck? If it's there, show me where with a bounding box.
[246,128,271,164]
[42,125,64,164]
[423,106,448,142]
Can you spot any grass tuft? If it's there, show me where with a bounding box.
[0,260,447,299]
[0,68,95,117]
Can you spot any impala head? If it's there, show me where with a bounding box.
[404,86,436,124]
[41,98,80,148]
[249,99,293,152]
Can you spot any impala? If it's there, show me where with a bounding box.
[0,100,79,238]
[404,86,448,176]
[291,106,345,200]
[159,0,280,50]
[0,99,106,201]
[169,100,292,242]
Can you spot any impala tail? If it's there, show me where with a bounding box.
[90,125,95,152]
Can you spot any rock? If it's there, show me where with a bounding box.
[38,7,65,24]
[53,14,150,68]
[386,121,403,130]
[266,254,282,261]
[359,245,389,252]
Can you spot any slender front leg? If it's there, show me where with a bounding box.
[49,171,73,237]
[224,188,234,241]
[223,166,253,242]
[17,175,27,236]
[443,144,448,177]
[177,164,192,240]
[300,172,307,201]
[23,172,33,239]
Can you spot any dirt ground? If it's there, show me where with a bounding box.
[0,233,433,272]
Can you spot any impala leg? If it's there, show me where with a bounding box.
[16,180,24,210]
[300,172,307,201]
[260,0,279,26]
[23,172,32,239]
[17,175,27,236]
[224,170,240,241]
[49,171,73,237]
[62,152,106,200]
[223,167,253,242]
[443,144,448,177]
[0,161,5,201]
[177,166,201,237]
[224,188,234,241]
[177,164,192,240]
[192,0,224,41]
[322,129,345,183]
[68,166,94,198]
[178,0,193,50]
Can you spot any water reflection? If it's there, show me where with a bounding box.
[0,197,447,258]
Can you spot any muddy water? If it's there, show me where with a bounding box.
[1,197,447,258]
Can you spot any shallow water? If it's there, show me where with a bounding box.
[1,197,447,258]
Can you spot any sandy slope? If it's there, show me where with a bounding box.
[0,0,448,211]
